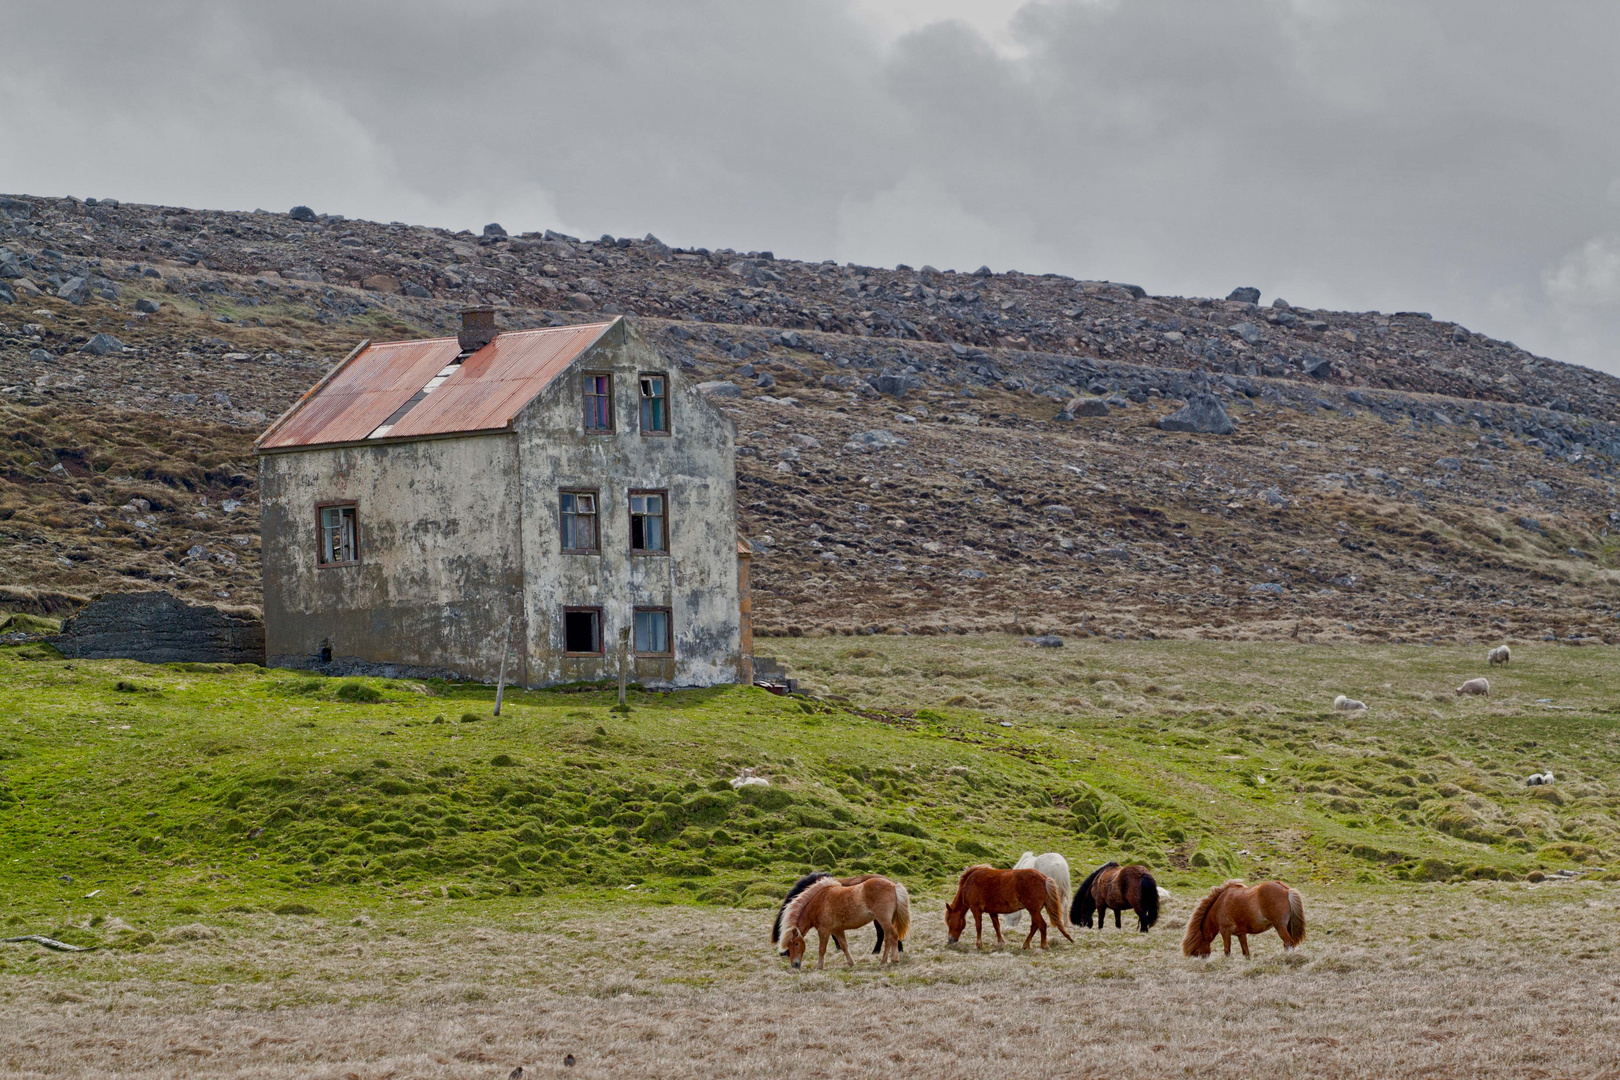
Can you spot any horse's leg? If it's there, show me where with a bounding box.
[1114,906,1122,929]
[974,909,984,949]
[834,930,854,967]
[876,918,895,964]
[1025,907,1040,950]
[1221,929,1231,956]
[1238,933,1250,958]
[816,930,830,971]
[990,911,1004,946]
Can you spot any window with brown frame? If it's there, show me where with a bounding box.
[559,490,599,553]
[316,502,358,566]
[634,607,672,656]
[583,373,614,432]
[563,607,603,656]
[629,491,667,553]
[639,373,669,434]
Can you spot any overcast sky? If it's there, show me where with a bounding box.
[4,1,1618,375]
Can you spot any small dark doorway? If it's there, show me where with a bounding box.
[563,608,602,655]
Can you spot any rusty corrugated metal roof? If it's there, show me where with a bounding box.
[257,321,615,451]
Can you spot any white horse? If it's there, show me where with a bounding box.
[1004,851,1071,929]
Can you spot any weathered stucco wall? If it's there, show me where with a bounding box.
[259,434,523,679]
[514,320,740,687]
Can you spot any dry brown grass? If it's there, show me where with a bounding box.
[5,880,1620,1078]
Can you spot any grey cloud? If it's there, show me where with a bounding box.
[2,0,1617,372]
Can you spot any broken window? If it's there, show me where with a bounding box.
[634,608,672,656]
[583,373,614,432]
[563,608,603,656]
[629,491,667,552]
[317,503,358,566]
[639,374,669,434]
[559,490,599,553]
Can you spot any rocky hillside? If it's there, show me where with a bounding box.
[2,192,1618,644]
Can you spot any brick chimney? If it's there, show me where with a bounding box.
[458,307,496,352]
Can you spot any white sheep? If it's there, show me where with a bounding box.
[1488,645,1512,666]
[1455,677,1490,697]
[1333,695,1368,712]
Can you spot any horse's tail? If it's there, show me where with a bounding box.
[1137,870,1161,932]
[1182,881,1235,956]
[893,882,911,944]
[1044,875,1065,925]
[1285,887,1306,947]
[1071,861,1115,927]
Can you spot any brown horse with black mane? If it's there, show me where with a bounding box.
[946,865,1074,949]
[1071,862,1160,932]
[1181,879,1306,957]
[774,873,910,969]
[773,872,903,956]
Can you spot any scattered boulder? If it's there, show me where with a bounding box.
[0,281,13,305]
[483,222,507,238]
[1158,394,1235,435]
[1302,354,1333,379]
[565,292,596,311]
[1228,321,1262,345]
[361,273,401,294]
[1065,396,1109,418]
[288,205,317,222]
[57,276,90,304]
[134,297,161,314]
[78,333,124,356]
[1022,635,1063,648]
[695,380,741,399]
[1227,286,1261,304]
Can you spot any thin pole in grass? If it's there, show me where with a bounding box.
[493,616,513,716]
[618,626,631,706]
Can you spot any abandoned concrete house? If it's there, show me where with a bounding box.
[254,312,749,687]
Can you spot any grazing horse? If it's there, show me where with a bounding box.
[945,865,1074,950]
[776,874,910,969]
[1005,852,1072,930]
[1071,861,1160,932]
[773,872,902,955]
[1181,879,1306,958]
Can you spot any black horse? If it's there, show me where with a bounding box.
[1071,861,1160,932]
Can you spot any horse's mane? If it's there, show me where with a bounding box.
[1181,879,1246,956]
[779,876,839,939]
[1077,861,1119,899]
[773,872,832,945]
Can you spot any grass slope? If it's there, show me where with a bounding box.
[2,637,1617,945]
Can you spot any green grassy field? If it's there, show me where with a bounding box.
[1,636,1617,949]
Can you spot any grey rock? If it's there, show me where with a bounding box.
[564,292,596,311]
[959,568,987,579]
[288,205,317,222]
[403,282,432,298]
[1158,393,1235,435]
[1248,582,1284,595]
[170,392,199,405]
[134,297,161,314]
[141,267,162,279]
[1271,297,1291,310]
[755,372,776,389]
[1258,487,1289,508]
[1451,326,1469,344]
[483,222,507,238]
[1024,635,1064,648]
[57,276,90,304]
[1435,457,1461,471]
[1227,286,1261,304]
[871,370,921,397]
[0,281,13,305]
[0,251,20,278]
[29,348,52,363]
[1229,321,1262,345]
[778,329,807,349]
[1068,397,1109,417]
[695,380,741,398]
[972,265,993,277]
[849,429,907,449]
[1526,479,1554,497]
[1302,354,1333,379]
[79,333,124,356]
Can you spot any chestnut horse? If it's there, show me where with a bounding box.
[1071,862,1160,932]
[945,865,1074,950]
[776,874,910,969]
[773,872,901,955]
[1181,879,1306,957]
